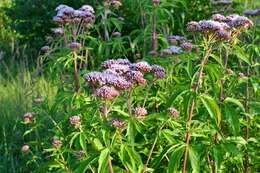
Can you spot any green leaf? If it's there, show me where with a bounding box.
[167,144,185,173]
[98,148,110,173]
[79,133,87,151]
[200,94,221,127]
[224,97,245,112]
[189,146,200,173]
[74,156,98,173]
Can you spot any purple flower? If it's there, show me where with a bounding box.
[23,112,34,123]
[112,32,122,37]
[95,86,120,100]
[52,137,62,147]
[187,21,201,32]
[152,0,160,6]
[160,48,173,56]
[108,118,125,128]
[212,14,227,22]
[21,145,30,153]
[51,28,64,35]
[228,15,253,29]
[69,42,82,50]
[69,115,81,127]
[151,65,166,79]
[40,46,50,53]
[215,30,231,40]
[168,107,179,118]
[180,42,193,52]
[131,61,152,72]
[102,59,131,69]
[134,107,147,118]
[125,70,146,85]
[84,71,105,86]
[110,0,122,9]
[244,9,260,16]
[211,0,232,5]
[198,20,230,31]
[169,45,183,54]
[79,5,95,14]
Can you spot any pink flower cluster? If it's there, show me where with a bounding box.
[53,4,95,26]
[161,35,193,56]
[84,59,165,100]
[69,115,81,128]
[108,118,125,128]
[134,107,148,118]
[23,112,34,123]
[187,14,253,40]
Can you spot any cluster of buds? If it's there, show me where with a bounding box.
[168,107,179,118]
[69,115,81,128]
[103,0,122,9]
[53,4,95,26]
[73,150,85,160]
[23,112,34,123]
[134,107,148,119]
[211,0,232,5]
[161,35,193,56]
[108,118,126,128]
[21,145,30,153]
[33,97,44,104]
[152,0,160,6]
[84,59,165,100]
[187,14,253,41]
[244,9,260,17]
[52,137,62,148]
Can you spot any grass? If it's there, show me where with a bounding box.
[0,64,57,172]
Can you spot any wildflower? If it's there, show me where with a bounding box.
[169,45,183,54]
[152,0,160,6]
[131,61,152,72]
[40,46,50,53]
[95,86,119,100]
[244,9,260,16]
[69,115,81,128]
[110,0,122,9]
[52,137,62,147]
[180,42,193,52]
[79,5,95,14]
[23,112,34,123]
[108,64,130,75]
[151,65,166,79]
[108,118,125,128]
[160,48,173,56]
[168,107,179,118]
[51,28,64,35]
[228,15,253,29]
[68,42,82,50]
[53,16,64,24]
[21,145,30,153]
[239,72,246,78]
[112,32,122,37]
[212,14,227,22]
[187,21,201,32]
[125,70,146,85]
[148,50,158,56]
[215,29,231,40]
[198,20,230,32]
[84,71,105,86]
[134,107,147,118]
[33,97,44,104]
[99,105,110,116]
[102,59,131,69]
[211,0,232,5]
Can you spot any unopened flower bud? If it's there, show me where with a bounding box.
[23,112,34,123]
[134,107,147,119]
[168,107,179,118]
[21,145,30,153]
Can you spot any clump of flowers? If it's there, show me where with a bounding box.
[52,137,62,148]
[84,59,166,99]
[21,145,30,153]
[211,0,232,5]
[134,107,148,119]
[152,0,160,6]
[23,112,34,123]
[69,115,81,128]
[161,35,193,56]
[244,9,260,16]
[187,14,253,41]
[168,107,179,118]
[108,118,126,128]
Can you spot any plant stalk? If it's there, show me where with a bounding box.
[73,51,80,92]
[182,47,212,173]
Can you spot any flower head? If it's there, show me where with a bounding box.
[21,145,30,153]
[131,61,152,72]
[134,107,147,118]
[125,70,146,85]
[187,21,201,32]
[23,112,34,123]
[69,42,82,50]
[180,42,193,52]
[69,115,81,128]
[244,9,260,16]
[151,65,166,79]
[52,137,62,147]
[108,118,125,128]
[95,86,119,100]
[168,107,179,118]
